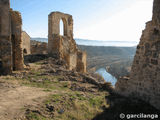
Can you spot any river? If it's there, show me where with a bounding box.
[96,68,117,86]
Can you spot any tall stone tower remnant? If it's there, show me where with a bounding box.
[0,0,24,74]
[48,12,87,73]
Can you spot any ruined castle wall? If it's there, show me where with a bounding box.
[22,31,31,55]
[0,0,12,74]
[116,0,160,109]
[77,51,87,73]
[48,12,86,73]
[65,53,77,70]
[48,12,77,69]
[0,0,24,74]
[48,12,73,37]
[10,10,24,70]
[152,0,160,27]
[53,35,63,56]
[48,12,74,55]
[31,42,47,54]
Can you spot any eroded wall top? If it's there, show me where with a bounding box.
[10,10,22,35]
[0,0,10,5]
[153,0,160,26]
[0,0,10,36]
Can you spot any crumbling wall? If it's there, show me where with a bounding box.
[22,31,31,55]
[0,0,24,74]
[31,41,47,54]
[116,0,160,109]
[10,10,24,70]
[48,12,87,72]
[77,51,87,73]
[0,0,12,74]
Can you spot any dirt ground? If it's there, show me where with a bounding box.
[0,82,49,120]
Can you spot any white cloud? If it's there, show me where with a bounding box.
[75,0,153,41]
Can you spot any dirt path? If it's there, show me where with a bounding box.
[0,82,49,120]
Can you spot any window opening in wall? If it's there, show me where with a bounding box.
[60,19,64,36]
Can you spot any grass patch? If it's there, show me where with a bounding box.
[21,77,68,91]
[0,62,109,120]
[43,91,107,120]
[19,68,66,91]
[26,112,49,120]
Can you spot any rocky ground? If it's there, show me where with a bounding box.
[0,54,159,120]
[0,83,49,120]
[0,54,112,120]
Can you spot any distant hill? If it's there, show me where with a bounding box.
[78,45,136,58]
[31,38,138,47]
[76,39,138,47]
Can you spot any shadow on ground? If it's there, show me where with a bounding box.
[92,93,160,120]
[24,54,49,63]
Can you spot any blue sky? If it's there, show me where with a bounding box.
[10,0,153,41]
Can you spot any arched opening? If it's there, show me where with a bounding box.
[59,18,67,36]
[60,19,64,36]
[153,28,159,35]
[23,49,27,55]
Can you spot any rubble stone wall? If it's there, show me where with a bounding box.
[10,10,24,70]
[0,0,24,74]
[77,51,87,73]
[0,0,12,74]
[22,31,31,55]
[31,42,47,54]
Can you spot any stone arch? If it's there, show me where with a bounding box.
[23,48,27,55]
[59,18,67,36]
[59,19,64,36]
[48,12,74,54]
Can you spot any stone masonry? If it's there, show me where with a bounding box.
[116,0,160,109]
[22,31,31,55]
[0,0,24,74]
[31,41,47,54]
[48,12,87,73]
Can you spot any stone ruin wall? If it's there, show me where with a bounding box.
[0,3,86,74]
[48,12,87,73]
[31,41,47,54]
[0,0,12,74]
[10,10,24,70]
[116,0,160,109]
[0,0,24,74]
[77,51,87,73]
[22,31,31,55]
